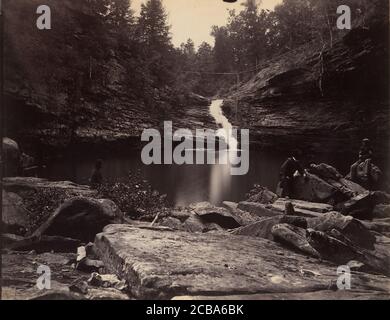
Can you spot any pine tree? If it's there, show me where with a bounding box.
[108,0,134,28]
[137,0,171,50]
[137,0,173,86]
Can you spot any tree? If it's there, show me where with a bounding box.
[137,0,171,50]
[136,0,174,87]
[211,26,233,73]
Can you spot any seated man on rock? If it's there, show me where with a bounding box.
[349,138,382,190]
[277,149,308,198]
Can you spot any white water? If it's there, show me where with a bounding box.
[209,99,238,152]
[208,99,238,204]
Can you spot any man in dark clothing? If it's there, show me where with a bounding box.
[90,159,103,189]
[350,138,373,183]
[358,138,373,161]
[278,150,307,198]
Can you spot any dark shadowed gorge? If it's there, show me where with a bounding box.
[2,0,390,301]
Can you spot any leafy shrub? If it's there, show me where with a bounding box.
[23,188,73,234]
[96,170,170,221]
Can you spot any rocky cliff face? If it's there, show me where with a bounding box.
[223,23,389,172]
[3,0,214,156]
[4,0,154,151]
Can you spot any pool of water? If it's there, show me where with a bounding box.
[44,100,384,206]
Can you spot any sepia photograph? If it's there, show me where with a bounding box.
[1,0,389,305]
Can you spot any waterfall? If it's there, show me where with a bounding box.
[208,99,238,204]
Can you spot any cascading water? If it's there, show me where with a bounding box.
[208,99,239,204]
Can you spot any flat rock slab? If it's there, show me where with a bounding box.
[231,216,282,240]
[173,290,390,300]
[272,199,333,213]
[270,204,322,218]
[94,225,390,300]
[3,177,96,198]
[2,252,86,300]
[237,202,280,218]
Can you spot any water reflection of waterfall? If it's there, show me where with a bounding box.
[209,99,238,204]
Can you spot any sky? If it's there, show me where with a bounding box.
[131,0,282,48]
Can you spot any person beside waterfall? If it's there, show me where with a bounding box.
[277,149,308,198]
[90,159,104,189]
[349,138,381,190]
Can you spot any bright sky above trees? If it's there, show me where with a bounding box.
[131,0,282,47]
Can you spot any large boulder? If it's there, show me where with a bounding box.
[292,173,337,203]
[306,229,362,264]
[270,198,333,218]
[294,163,369,204]
[2,137,21,176]
[3,177,97,198]
[308,212,376,250]
[33,197,124,242]
[309,163,343,181]
[273,199,333,213]
[189,202,241,229]
[182,214,223,233]
[309,163,367,197]
[231,216,282,240]
[271,224,320,258]
[1,190,30,235]
[245,185,278,204]
[222,201,262,226]
[94,224,390,299]
[374,204,390,219]
[307,228,390,276]
[159,214,223,233]
[237,202,280,218]
[340,191,375,220]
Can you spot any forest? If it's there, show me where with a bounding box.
[81,0,387,99]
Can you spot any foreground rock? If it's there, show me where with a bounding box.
[308,212,376,250]
[309,163,367,197]
[272,199,333,214]
[172,290,390,300]
[3,177,97,198]
[271,224,321,258]
[292,174,337,203]
[292,164,369,204]
[374,204,390,219]
[237,202,280,218]
[189,202,241,229]
[245,186,278,204]
[231,216,282,240]
[94,224,390,300]
[3,137,20,176]
[33,197,124,242]
[2,252,131,300]
[1,252,85,300]
[1,190,30,235]
[4,234,82,253]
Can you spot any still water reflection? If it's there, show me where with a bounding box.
[45,100,364,206]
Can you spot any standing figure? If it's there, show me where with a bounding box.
[90,159,103,189]
[277,150,307,198]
